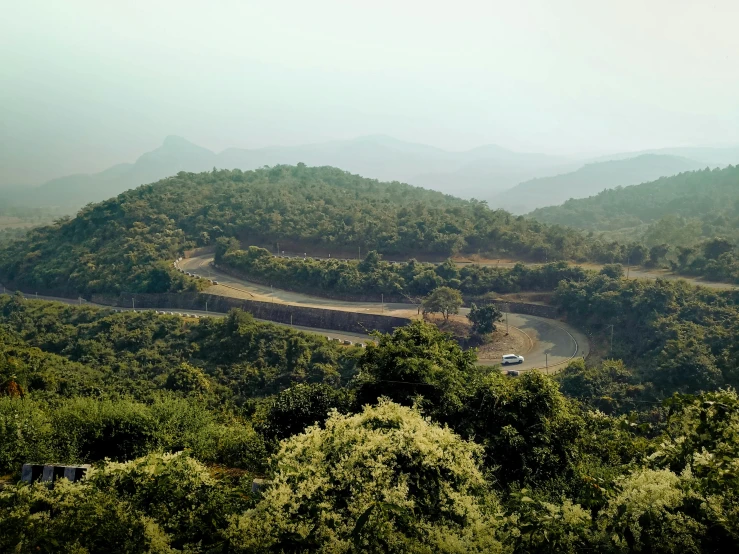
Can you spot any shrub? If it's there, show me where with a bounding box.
[227,400,504,553]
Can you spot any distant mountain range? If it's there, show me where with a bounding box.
[492,154,715,214]
[1,135,575,211]
[2,135,737,214]
[591,146,739,166]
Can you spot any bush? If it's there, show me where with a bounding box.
[92,451,240,551]
[0,479,173,553]
[212,424,267,471]
[50,398,158,462]
[258,383,354,443]
[0,397,53,475]
[227,400,504,553]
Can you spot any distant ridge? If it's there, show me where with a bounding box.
[491,154,710,213]
[3,135,737,214]
[1,135,572,210]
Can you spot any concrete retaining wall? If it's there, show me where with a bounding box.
[491,300,559,319]
[94,292,410,335]
[22,464,90,483]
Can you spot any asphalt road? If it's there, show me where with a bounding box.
[3,255,589,371]
[179,255,588,371]
[0,287,372,346]
[209,249,737,291]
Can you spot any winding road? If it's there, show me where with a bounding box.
[179,254,589,372]
[2,254,589,372]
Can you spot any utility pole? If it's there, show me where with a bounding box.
[608,324,614,355]
[290,314,293,327]
[505,312,509,335]
[132,298,135,310]
[205,301,208,313]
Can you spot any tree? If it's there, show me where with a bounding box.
[464,371,583,485]
[676,245,695,268]
[214,236,240,263]
[355,320,478,425]
[434,258,460,281]
[596,469,703,553]
[599,264,624,279]
[164,363,211,395]
[358,250,382,272]
[422,286,463,320]
[226,401,504,553]
[467,302,502,335]
[257,383,353,443]
[627,244,649,266]
[648,244,670,267]
[702,237,734,260]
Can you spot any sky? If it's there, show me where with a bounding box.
[2,0,739,185]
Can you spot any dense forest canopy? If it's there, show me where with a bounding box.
[554,270,739,408]
[531,165,739,240]
[530,165,739,282]
[2,295,739,551]
[0,165,638,295]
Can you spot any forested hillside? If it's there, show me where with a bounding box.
[0,165,630,295]
[531,165,739,237]
[2,295,739,551]
[530,165,739,281]
[555,268,739,407]
[493,154,705,213]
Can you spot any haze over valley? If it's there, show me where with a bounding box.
[2,134,735,216]
[4,1,739,552]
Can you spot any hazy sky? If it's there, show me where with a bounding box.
[2,0,739,185]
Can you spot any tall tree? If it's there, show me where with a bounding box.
[467,302,502,335]
[422,286,463,320]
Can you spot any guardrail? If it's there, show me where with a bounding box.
[21,464,90,484]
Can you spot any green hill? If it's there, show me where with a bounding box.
[493,154,707,213]
[0,165,607,295]
[530,165,739,237]
[530,165,739,281]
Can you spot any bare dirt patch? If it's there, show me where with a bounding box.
[477,326,531,361]
[423,313,531,361]
[495,292,553,305]
[423,313,471,336]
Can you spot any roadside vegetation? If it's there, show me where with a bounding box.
[217,243,593,300]
[555,267,739,410]
[2,294,739,552]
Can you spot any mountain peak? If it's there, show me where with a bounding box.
[161,135,197,148]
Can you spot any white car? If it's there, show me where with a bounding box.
[502,354,524,365]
